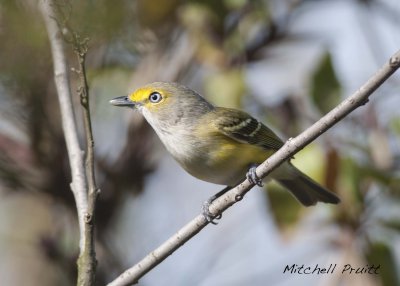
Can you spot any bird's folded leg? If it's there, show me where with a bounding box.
[202,186,232,224]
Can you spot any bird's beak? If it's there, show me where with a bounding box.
[109,96,135,107]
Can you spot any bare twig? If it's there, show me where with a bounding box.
[38,0,88,251]
[107,50,400,286]
[39,1,98,285]
[72,19,99,286]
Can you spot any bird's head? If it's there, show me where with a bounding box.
[110,82,214,124]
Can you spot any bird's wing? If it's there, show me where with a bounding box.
[212,107,284,151]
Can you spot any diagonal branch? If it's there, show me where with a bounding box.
[107,49,400,286]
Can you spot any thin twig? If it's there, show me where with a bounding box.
[38,0,88,251]
[73,21,99,286]
[39,1,99,285]
[107,50,400,286]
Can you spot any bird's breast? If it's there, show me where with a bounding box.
[145,112,274,186]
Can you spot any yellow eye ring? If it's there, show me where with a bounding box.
[149,92,162,103]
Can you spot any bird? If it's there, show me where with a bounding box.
[110,82,340,220]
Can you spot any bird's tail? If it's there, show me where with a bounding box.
[273,162,340,206]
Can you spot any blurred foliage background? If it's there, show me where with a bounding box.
[0,0,400,285]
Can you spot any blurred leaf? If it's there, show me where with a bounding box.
[291,143,327,185]
[369,129,393,170]
[0,3,50,86]
[179,3,227,66]
[267,144,334,232]
[266,182,302,232]
[204,69,245,108]
[340,157,364,204]
[365,242,399,286]
[338,154,400,219]
[223,0,247,10]
[388,177,400,198]
[346,159,399,196]
[380,219,400,233]
[223,27,246,59]
[137,0,180,28]
[391,117,400,134]
[179,3,216,30]
[310,53,341,114]
[334,157,366,228]
[187,0,228,27]
[362,167,395,186]
[66,0,130,40]
[390,117,400,146]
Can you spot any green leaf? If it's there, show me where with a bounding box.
[340,157,364,204]
[266,182,303,231]
[310,53,341,114]
[291,143,327,184]
[390,117,400,145]
[380,219,400,232]
[204,69,245,109]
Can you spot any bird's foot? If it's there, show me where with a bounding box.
[246,164,264,187]
[201,186,231,225]
[202,198,222,225]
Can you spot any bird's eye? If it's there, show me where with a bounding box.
[149,92,162,103]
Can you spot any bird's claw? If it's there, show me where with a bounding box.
[246,165,264,187]
[202,198,222,225]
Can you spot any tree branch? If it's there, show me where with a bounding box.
[39,1,98,285]
[38,0,88,251]
[107,49,400,286]
[72,18,99,286]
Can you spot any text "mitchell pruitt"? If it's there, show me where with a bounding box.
[283,264,380,275]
